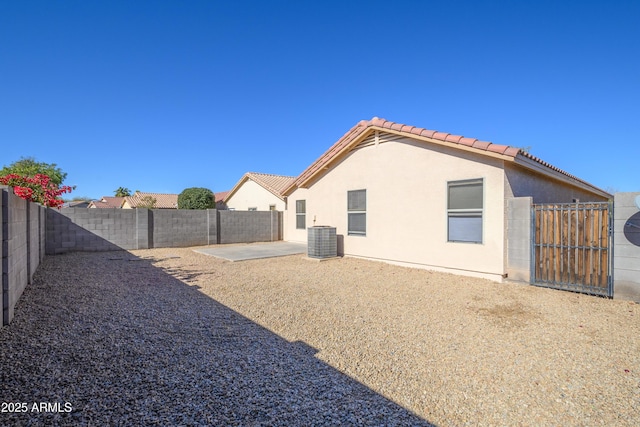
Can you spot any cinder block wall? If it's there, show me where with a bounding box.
[3,190,28,325]
[46,208,281,253]
[2,187,46,326]
[152,209,210,247]
[613,192,640,301]
[505,197,532,282]
[28,202,44,282]
[218,210,281,244]
[46,208,137,254]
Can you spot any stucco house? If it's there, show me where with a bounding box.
[214,191,229,209]
[88,196,125,208]
[122,192,179,209]
[224,172,295,211]
[283,117,610,281]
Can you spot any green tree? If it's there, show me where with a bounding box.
[114,187,131,197]
[1,157,67,186]
[178,187,215,209]
[137,195,157,209]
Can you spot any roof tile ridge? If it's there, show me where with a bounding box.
[247,172,294,197]
[249,171,296,179]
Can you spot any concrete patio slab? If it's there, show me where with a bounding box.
[194,241,306,261]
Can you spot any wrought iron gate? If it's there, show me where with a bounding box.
[532,202,613,297]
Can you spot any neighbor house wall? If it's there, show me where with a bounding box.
[284,136,508,281]
[613,192,640,301]
[1,187,46,326]
[226,179,285,211]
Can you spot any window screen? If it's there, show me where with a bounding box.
[296,200,306,229]
[347,190,366,235]
[447,180,483,243]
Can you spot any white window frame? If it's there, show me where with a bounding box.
[447,179,483,244]
[347,189,366,236]
[296,200,306,229]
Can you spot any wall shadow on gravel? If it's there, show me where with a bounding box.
[0,251,436,426]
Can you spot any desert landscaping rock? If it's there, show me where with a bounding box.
[1,248,639,426]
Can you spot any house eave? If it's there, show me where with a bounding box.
[286,125,516,193]
[512,154,612,199]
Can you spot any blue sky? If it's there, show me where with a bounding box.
[1,0,638,199]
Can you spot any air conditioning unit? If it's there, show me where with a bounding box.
[307,226,337,259]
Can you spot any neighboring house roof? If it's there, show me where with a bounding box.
[63,200,91,208]
[284,117,610,198]
[88,196,125,208]
[214,191,229,202]
[224,172,296,202]
[124,192,179,209]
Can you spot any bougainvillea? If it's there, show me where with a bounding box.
[0,173,72,208]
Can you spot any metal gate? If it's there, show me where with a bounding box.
[532,202,613,297]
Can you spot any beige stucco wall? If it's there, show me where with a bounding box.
[504,163,609,203]
[284,137,507,281]
[226,179,285,211]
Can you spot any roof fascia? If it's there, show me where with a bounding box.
[378,126,515,162]
[512,154,611,198]
[224,173,288,202]
[285,127,374,193]
[286,125,516,193]
[223,174,250,202]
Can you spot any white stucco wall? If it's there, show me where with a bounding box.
[226,179,285,211]
[284,137,507,281]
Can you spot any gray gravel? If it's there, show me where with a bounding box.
[0,251,431,426]
[2,247,640,426]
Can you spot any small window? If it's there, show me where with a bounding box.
[269,204,276,211]
[348,190,366,236]
[296,200,306,229]
[248,207,257,211]
[447,179,483,243]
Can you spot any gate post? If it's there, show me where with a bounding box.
[613,192,640,301]
[506,197,533,282]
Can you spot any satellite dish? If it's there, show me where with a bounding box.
[636,195,640,210]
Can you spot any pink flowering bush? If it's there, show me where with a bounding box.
[0,173,72,208]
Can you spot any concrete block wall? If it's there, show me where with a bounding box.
[46,208,282,253]
[505,197,532,282]
[46,208,137,254]
[218,210,281,244]
[152,209,211,248]
[136,209,151,249]
[3,190,28,326]
[613,192,640,301]
[28,202,44,282]
[2,187,46,326]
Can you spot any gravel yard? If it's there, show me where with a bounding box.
[2,247,639,426]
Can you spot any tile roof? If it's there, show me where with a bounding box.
[124,192,178,209]
[285,117,609,197]
[88,196,125,208]
[214,191,228,202]
[224,172,296,202]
